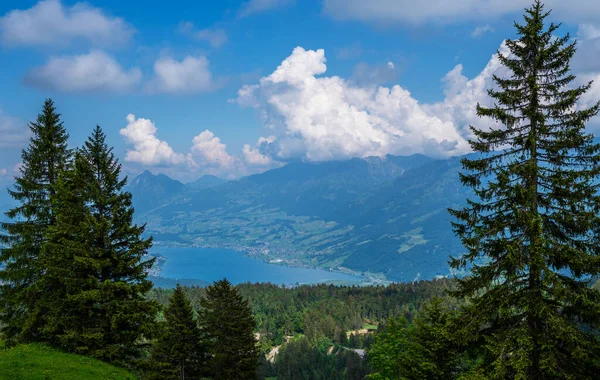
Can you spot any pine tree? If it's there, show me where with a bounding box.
[368,299,464,380]
[198,278,259,380]
[35,126,158,362]
[149,284,205,380]
[0,99,71,343]
[449,2,600,378]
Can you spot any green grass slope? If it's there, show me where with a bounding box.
[0,342,136,379]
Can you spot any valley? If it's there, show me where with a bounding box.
[128,154,476,282]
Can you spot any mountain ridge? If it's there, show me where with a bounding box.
[129,153,471,281]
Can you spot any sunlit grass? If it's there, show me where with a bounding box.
[0,342,136,379]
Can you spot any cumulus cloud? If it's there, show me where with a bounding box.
[148,56,218,94]
[571,24,600,127]
[243,136,280,166]
[423,41,513,139]
[323,0,600,25]
[25,51,220,95]
[188,130,236,171]
[120,114,186,166]
[471,24,495,38]
[179,22,227,48]
[235,40,600,163]
[119,114,255,178]
[0,109,29,148]
[0,0,134,47]
[237,0,295,19]
[235,46,476,162]
[24,50,141,93]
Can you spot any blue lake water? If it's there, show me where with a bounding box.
[150,246,363,286]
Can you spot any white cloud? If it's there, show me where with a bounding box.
[578,72,600,127]
[0,109,29,148]
[572,25,600,128]
[0,168,7,177]
[25,51,220,95]
[323,0,600,25]
[237,0,294,19]
[188,130,235,170]
[573,24,600,73]
[25,50,141,93]
[471,24,495,38]
[148,56,217,94]
[0,0,134,47]
[423,41,514,139]
[179,22,227,48]
[235,42,600,164]
[120,114,186,166]
[578,24,600,40]
[236,46,474,161]
[243,136,279,166]
[119,115,254,178]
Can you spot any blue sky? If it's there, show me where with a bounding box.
[1,0,600,182]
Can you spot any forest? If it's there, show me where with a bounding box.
[2,1,600,379]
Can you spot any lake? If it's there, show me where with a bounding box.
[150,246,363,286]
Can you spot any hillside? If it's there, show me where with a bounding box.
[131,154,473,282]
[0,342,136,379]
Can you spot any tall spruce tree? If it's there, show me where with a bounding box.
[198,279,259,380]
[149,284,205,380]
[0,99,71,343]
[449,2,600,378]
[35,126,158,362]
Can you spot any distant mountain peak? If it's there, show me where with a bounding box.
[186,174,228,190]
[126,170,186,213]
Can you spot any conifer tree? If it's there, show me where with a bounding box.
[149,284,205,380]
[449,2,600,378]
[368,299,464,380]
[367,317,409,380]
[36,126,158,362]
[198,278,259,380]
[0,99,71,343]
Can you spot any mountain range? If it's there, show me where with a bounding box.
[126,154,474,282]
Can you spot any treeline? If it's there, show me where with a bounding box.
[150,278,454,347]
[149,280,456,379]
